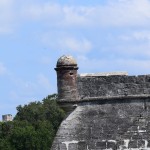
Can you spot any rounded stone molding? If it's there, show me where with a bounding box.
[56,55,77,67]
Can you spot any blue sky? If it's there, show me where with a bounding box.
[1,0,150,118]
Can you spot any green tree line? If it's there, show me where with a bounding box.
[0,94,65,150]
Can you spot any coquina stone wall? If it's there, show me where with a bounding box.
[52,55,150,150]
[77,75,150,100]
[52,98,150,150]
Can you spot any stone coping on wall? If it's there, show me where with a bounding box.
[57,94,150,104]
[79,71,128,77]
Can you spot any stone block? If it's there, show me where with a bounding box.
[147,140,150,147]
[116,141,125,149]
[107,141,117,150]
[78,141,87,150]
[96,141,106,149]
[68,143,78,150]
[59,143,67,150]
[138,140,146,148]
[128,140,138,148]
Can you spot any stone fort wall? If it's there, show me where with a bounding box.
[52,98,150,150]
[52,55,150,150]
[77,75,150,100]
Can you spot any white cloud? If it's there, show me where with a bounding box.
[20,0,150,28]
[120,31,150,41]
[77,56,150,75]
[62,6,92,26]
[59,37,92,53]
[40,56,51,65]
[40,30,92,53]
[101,43,150,59]
[21,2,63,26]
[93,0,150,27]
[97,30,150,59]
[9,75,38,97]
[22,2,62,21]
[21,2,92,27]
[7,74,51,104]
[37,74,51,90]
[0,63,7,75]
[9,90,20,101]
[0,0,14,34]
[0,0,150,34]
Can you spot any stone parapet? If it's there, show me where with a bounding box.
[78,75,150,100]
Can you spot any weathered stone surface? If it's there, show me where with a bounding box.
[56,55,77,67]
[52,99,150,150]
[78,75,150,100]
[55,55,79,101]
[79,72,128,77]
[52,55,150,150]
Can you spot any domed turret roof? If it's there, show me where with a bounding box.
[56,55,77,67]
